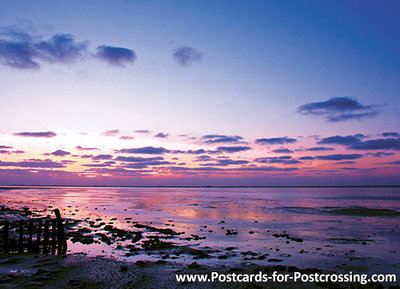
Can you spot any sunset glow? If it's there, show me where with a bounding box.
[1,1,399,186]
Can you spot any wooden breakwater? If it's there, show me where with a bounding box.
[0,209,67,255]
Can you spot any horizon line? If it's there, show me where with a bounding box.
[1,185,400,189]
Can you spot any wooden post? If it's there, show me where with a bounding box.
[18,220,24,253]
[28,219,33,253]
[51,219,57,254]
[53,209,67,255]
[43,220,49,253]
[3,220,9,254]
[34,219,42,253]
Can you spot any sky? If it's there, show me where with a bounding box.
[0,0,400,186]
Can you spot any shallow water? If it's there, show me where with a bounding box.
[1,186,400,273]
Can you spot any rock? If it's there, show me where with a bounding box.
[188,262,201,269]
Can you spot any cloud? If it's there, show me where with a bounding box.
[117,146,170,154]
[101,129,120,137]
[254,156,301,165]
[92,154,113,160]
[297,97,382,122]
[255,137,297,145]
[51,149,70,156]
[76,146,99,151]
[305,147,335,151]
[167,165,299,174]
[202,134,245,144]
[154,132,169,138]
[235,166,299,172]
[94,45,136,67]
[350,138,400,150]
[318,134,365,146]
[382,132,399,137]
[61,160,76,164]
[115,156,164,162]
[0,145,13,149]
[184,149,207,154]
[119,136,134,140]
[299,156,314,160]
[173,46,202,66]
[80,154,93,158]
[315,154,364,160]
[366,152,394,157]
[199,159,250,167]
[83,161,116,168]
[318,134,400,150]
[216,146,251,153]
[0,30,87,69]
[216,159,249,166]
[0,149,22,155]
[135,130,150,134]
[0,159,64,168]
[272,148,293,154]
[0,26,136,70]
[13,131,57,138]
[34,34,88,63]
[194,155,213,162]
[122,160,173,169]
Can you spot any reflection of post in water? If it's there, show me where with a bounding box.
[0,208,67,255]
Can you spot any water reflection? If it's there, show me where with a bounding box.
[1,186,399,272]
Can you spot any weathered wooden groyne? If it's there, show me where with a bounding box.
[0,209,67,255]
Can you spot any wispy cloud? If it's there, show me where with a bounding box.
[272,148,293,154]
[305,147,335,152]
[119,136,134,140]
[318,134,400,150]
[154,132,169,138]
[117,146,170,154]
[94,45,136,67]
[101,129,120,137]
[299,154,364,161]
[80,154,93,159]
[254,156,301,165]
[382,132,399,137]
[216,146,251,153]
[199,159,250,167]
[76,146,99,151]
[92,154,113,160]
[13,131,57,138]
[255,137,297,145]
[366,152,394,157]
[315,154,364,161]
[135,130,150,134]
[173,46,202,66]
[0,159,65,168]
[0,31,87,69]
[0,26,135,69]
[202,134,245,144]
[297,97,382,122]
[115,156,164,162]
[51,149,70,156]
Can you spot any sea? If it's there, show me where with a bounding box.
[1,186,399,274]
